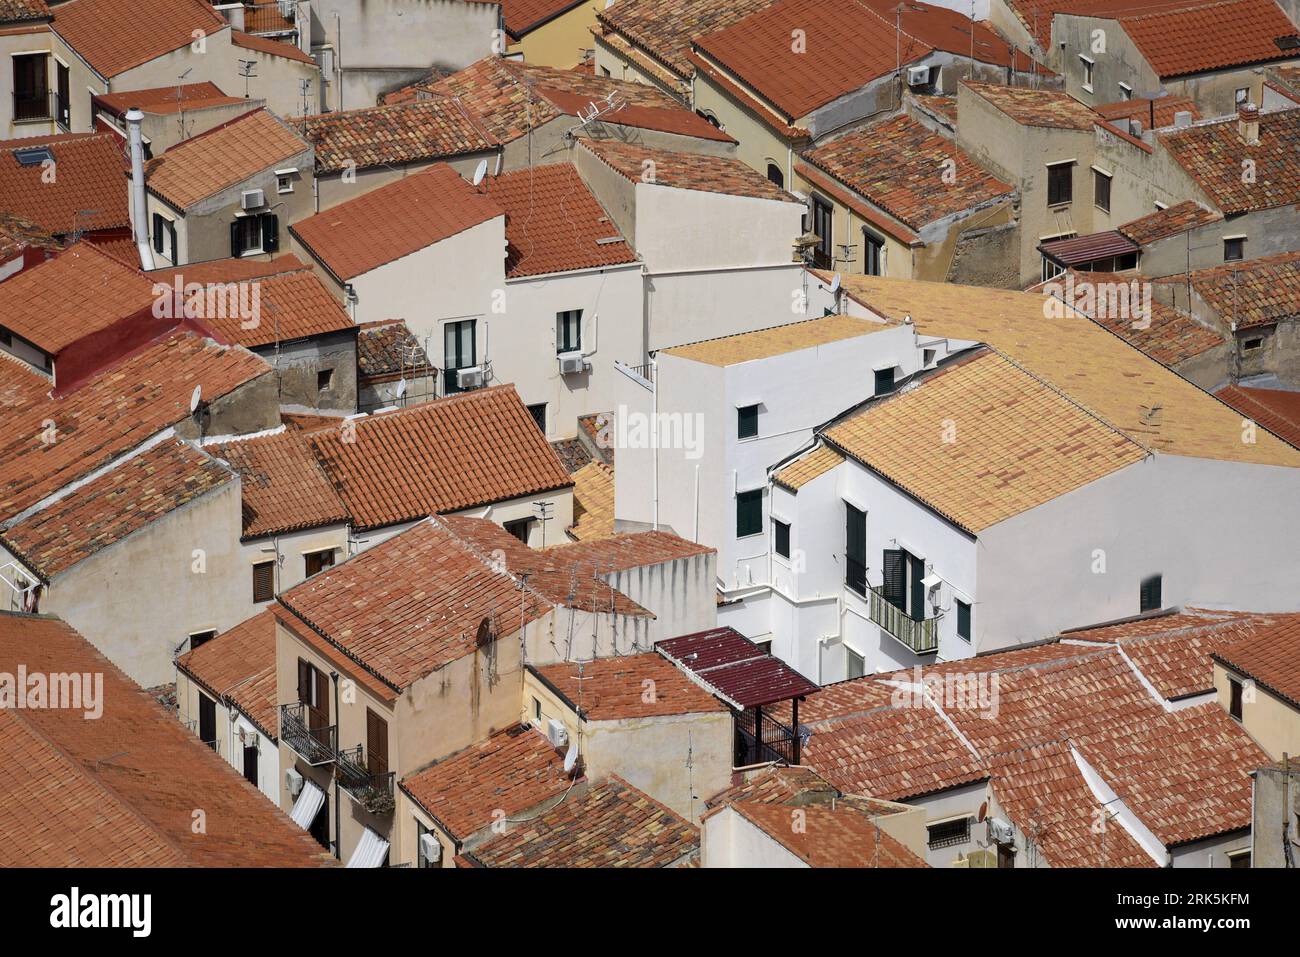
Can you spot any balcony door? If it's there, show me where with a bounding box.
[297,658,329,742]
[442,319,476,394]
[844,504,866,594]
[12,53,49,122]
[55,61,69,130]
[883,548,926,619]
[366,709,388,777]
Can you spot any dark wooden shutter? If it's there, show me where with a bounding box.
[166,220,177,261]
[957,600,971,641]
[1140,574,1162,612]
[882,549,906,608]
[313,666,330,724]
[297,658,312,705]
[367,710,388,776]
[198,693,216,749]
[909,553,926,621]
[230,220,244,258]
[243,745,258,785]
[152,214,163,253]
[262,213,279,253]
[252,561,274,602]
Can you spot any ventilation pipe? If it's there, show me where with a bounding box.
[126,108,155,271]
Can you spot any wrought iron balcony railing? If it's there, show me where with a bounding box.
[844,555,867,596]
[336,745,395,814]
[868,586,940,655]
[280,702,337,766]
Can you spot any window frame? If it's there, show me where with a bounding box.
[1228,676,1243,721]
[863,228,884,276]
[773,518,791,559]
[1092,167,1111,213]
[956,599,971,642]
[1046,161,1074,207]
[927,816,972,849]
[874,367,896,396]
[304,548,335,578]
[737,404,759,440]
[1139,573,1162,613]
[1223,237,1246,262]
[556,309,582,354]
[735,488,763,539]
[1078,54,1094,92]
[252,559,275,603]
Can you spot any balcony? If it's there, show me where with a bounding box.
[868,586,939,655]
[844,554,867,596]
[13,90,68,128]
[280,702,337,766]
[336,746,395,815]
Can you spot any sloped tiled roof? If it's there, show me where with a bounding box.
[230,28,315,63]
[773,445,844,491]
[595,0,777,81]
[482,164,637,277]
[93,81,243,117]
[1212,614,1300,708]
[565,460,613,541]
[464,776,698,867]
[657,627,819,709]
[52,0,226,78]
[961,80,1100,130]
[1117,200,1222,245]
[1152,251,1300,330]
[244,2,293,33]
[545,528,711,573]
[144,108,310,209]
[0,612,333,867]
[0,439,233,580]
[579,139,794,201]
[307,386,572,531]
[400,725,575,839]
[0,213,55,260]
[1094,95,1200,129]
[1160,109,1300,214]
[801,115,1014,230]
[531,653,725,720]
[1117,0,1299,79]
[734,800,927,867]
[0,132,129,234]
[0,0,49,21]
[1003,0,1198,51]
[356,319,435,379]
[175,609,279,739]
[210,428,348,538]
[290,163,502,281]
[1214,384,1300,447]
[663,314,882,367]
[295,99,498,174]
[499,0,584,37]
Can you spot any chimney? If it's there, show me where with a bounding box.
[1238,102,1260,146]
[1173,110,1192,129]
[1128,118,1143,137]
[213,3,246,32]
[125,108,155,270]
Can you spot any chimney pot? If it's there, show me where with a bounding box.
[1239,102,1260,146]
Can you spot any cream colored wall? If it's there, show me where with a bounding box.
[701,806,807,867]
[691,70,791,184]
[591,35,684,100]
[1215,661,1300,762]
[510,1,601,69]
[1,29,58,139]
[314,150,494,211]
[241,523,350,612]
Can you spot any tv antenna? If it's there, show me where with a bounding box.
[238,59,257,98]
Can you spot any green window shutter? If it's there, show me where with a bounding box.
[262,213,279,253]
[230,220,244,258]
[1140,574,1162,612]
[736,489,762,537]
[737,404,758,439]
[882,549,906,608]
[956,600,971,641]
[774,519,790,558]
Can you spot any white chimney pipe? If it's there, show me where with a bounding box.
[126,107,155,271]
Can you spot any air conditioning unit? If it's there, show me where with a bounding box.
[285,767,304,798]
[546,718,569,748]
[558,352,587,375]
[241,188,265,210]
[456,366,484,389]
[906,65,931,87]
[419,833,442,863]
[987,816,1015,846]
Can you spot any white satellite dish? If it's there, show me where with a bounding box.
[395,378,407,398]
[830,274,841,293]
[471,159,488,187]
[563,737,578,773]
[189,384,203,413]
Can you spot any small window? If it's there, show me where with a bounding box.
[189,630,217,651]
[305,549,335,578]
[1235,87,1249,105]
[252,560,275,603]
[1228,850,1251,868]
[1093,169,1111,213]
[556,309,582,353]
[845,647,865,679]
[1244,337,1264,351]
[736,488,763,538]
[1224,237,1245,262]
[1139,574,1162,612]
[773,519,790,558]
[1079,56,1093,91]
[532,696,542,721]
[277,174,294,194]
[317,368,334,393]
[526,403,546,433]
[504,517,533,543]
[416,819,436,869]
[753,639,773,655]
[737,404,759,439]
[863,230,883,276]
[1118,82,1132,101]
[1229,676,1243,721]
[765,162,784,188]
[928,817,972,849]
[956,600,971,642]
[1047,162,1073,206]
[874,367,895,396]
[198,692,217,750]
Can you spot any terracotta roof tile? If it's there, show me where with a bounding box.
[657,627,819,709]
[1094,95,1200,129]
[356,319,435,379]
[1038,231,1140,266]
[545,528,712,573]
[773,445,844,491]
[144,108,310,209]
[734,800,927,867]
[0,213,55,260]
[175,608,279,739]
[244,2,293,33]
[580,138,795,201]
[499,0,584,37]
[1152,251,1300,330]
[1160,109,1300,214]
[210,428,348,538]
[0,0,48,21]
[482,163,636,277]
[52,0,226,77]
[296,99,498,174]
[1117,199,1222,244]
[565,460,613,540]
[595,0,778,81]
[1117,0,1299,78]
[1004,0,1196,51]
[465,776,698,867]
[0,612,333,866]
[1214,384,1300,447]
[0,132,129,234]
[1213,615,1300,708]
[961,80,1100,129]
[290,163,502,281]
[802,115,1014,230]
[307,386,572,530]
[400,724,576,839]
[230,28,315,63]
[93,81,242,117]
[0,439,233,579]
[531,653,725,720]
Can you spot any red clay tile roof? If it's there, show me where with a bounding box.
[1117,0,1299,78]
[0,332,269,519]
[1038,231,1140,266]
[579,138,795,202]
[400,724,576,839]
[0,438,234,579]
[278,518,554,690]
[52,0,226,78]
[356,320,435,379]
[1005,0,1200,51]
[961,80,1099,129]
[244,2,293,33]
[734,800,927,867]
[93,81,242,117]
[482,163,636,277]
[1095,95,1200,129]
[531,653,725,720]
[145,108,310,209]
[210,428,348,538]
[1213,615,1300,708]
[595,0,777,81]
[1215,384,1300,447]
[1160,109,1300,213]
[290,162,502,281]
[0,132,129,234]
[0,213,55,260]
[0,0,48,20]
[307,386,572,530]
[657,627,819,709]
[464,776,698,867]
[545,529,713,573]
[1153,251,1300,330]
[296,99,498,174]
[0,611,333,866]
[1117,199,1222,245]
[499,0,584,37]
[231,28,315,63]
[801,115,1014,230]
[175,608,279,739]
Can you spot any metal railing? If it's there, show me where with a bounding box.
[12,91,69,129]
[734,707,800,767]
[844,555,867,596]
[336,745,395,814]
[280,702,337,766]
[868,587,939,655]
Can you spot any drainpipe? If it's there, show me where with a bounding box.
[330,669,341,861]
[651,357,659,530]
[126,108,155,270]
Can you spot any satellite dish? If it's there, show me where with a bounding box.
[829,274,841,293]
[978,801,988,823]
[471,159,488,187]
[475,616,494,647]
[189,384,203,413]
[563,736,578,773]
[395,378,407,398]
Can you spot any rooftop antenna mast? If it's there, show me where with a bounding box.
[238,59,257,99]
[176,66,193,140]
[533,499,554,548]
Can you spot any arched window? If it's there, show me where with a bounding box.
[766,162,784,188]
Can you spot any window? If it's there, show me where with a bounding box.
[928,817,972,849]
[527,403,546,433]
[1235,87,1249,105]
[55,61,69,130]
[766,162,784,188]
[1078,55,1094,91]
[1047,162,1073,206]
[844,503,866,595]
[316,368,333,394]
[1042,257,1064,283]
[12,53,50,122]
[1118,82,1132,101]
[1229,676,1243,721]
[277,174,294,194]
[883,548,927,620]
[532,696,542,722]
[242,742,258,786]
[308,792,330,849]
[443,319,476,393]
[863,229,883,276]
[737,404,758,439]
[1224,237,1245,262]
[773,519,790,559]
[1227,850,1251,868]
[229,212,278,257]
[416,819,437,868]
[189,630,217,651]
[366,708,388,776]
[504,517,533,543]
[304,549,335,578]
[845,647,865,679]
[736,488,763,538]
[297,658,330,748]
[1139,574,1162,612]
[1244,336,1263,351]
[252,560,275,603]
[198,693,217,750]
[696,109,721,128]
[874,367,895,396]
[956,600,971,642]
[1093,169,1111,213]
[811,195,833,268]
[556,309,582,354]
[151,213,177,263]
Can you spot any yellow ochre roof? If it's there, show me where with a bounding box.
[661,313,886,367]
[774,446,844,491]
